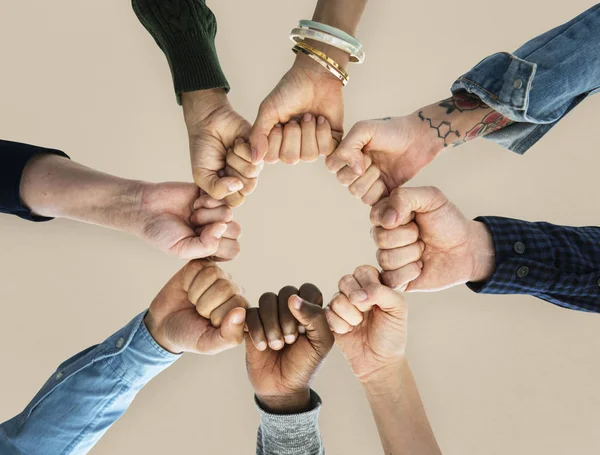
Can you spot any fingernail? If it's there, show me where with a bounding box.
[317,116,325,125]
[292,295,302,310]
[275,123,283,128]
[231,311,245,325]
[288,119,298,124]
[228,181,243,192]
[417,260,424,269]
[382,208,397,226]
[303,113,313,123]
[349,160,363,175]
[284,334,296,344]
[213,224,227,239]
[298,325,306,334]
[193,199,201,210]
[251,147,258,163]
[270,339,284,350]
[419,240,426,251]
[257,341,267,351]
[350,289,368,303]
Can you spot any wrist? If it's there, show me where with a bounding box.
[257,389,312,415]
[182,88,229,129]
[293,52,346,85]
[468,221,496,283]
[361,358,406,395]
[144,310,181,355]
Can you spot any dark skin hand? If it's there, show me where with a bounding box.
[245,284,334,414]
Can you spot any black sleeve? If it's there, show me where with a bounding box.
[0,140,70,222]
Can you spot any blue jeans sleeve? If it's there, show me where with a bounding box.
[467,217,600,312]
[451,4,600,154]
[0,312,179,455]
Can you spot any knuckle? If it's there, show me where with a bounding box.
[215,278,236,295]
[338,274,355,290]
[376,250,391,269]
[354,264,377,278]
[202,265,221,282]
[373,228,388,246]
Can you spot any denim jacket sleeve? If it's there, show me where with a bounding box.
[451,4,600,154]
[0,312,180,455]
[467,216,600,312]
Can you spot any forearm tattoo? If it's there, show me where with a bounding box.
[418,93,514,148]
[418,111,461,147]
[439,92,488,114]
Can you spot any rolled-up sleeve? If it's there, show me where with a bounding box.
[451,4,600,154]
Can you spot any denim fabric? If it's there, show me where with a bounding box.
[467,217,600,312]
[451,4,600,154]
[0,312,179,454]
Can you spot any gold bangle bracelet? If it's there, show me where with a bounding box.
[292,42,349,86]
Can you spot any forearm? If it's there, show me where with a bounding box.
[415,93,514,153]
[364,359,441,455]
[20,153,141,232]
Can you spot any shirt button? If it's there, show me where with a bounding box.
[513,241,526,254]
[116,337,125,349]
[516,266,529,278]
[513,79,523,89]
[55,372,64,380]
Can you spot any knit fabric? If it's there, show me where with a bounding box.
[132,0,230,104]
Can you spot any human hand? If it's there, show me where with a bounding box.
[326,115,441,202]
[182,89,252,207]
[249,54,343,165]
[370,186,495,291]
[325,265,407,384]
[145,260,248,355]
[245,284,334,414]
[132,182,241,261]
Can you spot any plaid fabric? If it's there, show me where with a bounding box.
[467,216,600,313]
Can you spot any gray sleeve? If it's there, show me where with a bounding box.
[255,390,325,455]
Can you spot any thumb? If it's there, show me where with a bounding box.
[374,186,448,229]
[218,307,247,347]
[194,168,244,201]
[288,296,334,356]
[249,101,278,164]
[348,283,407,317]
[175,222,226,259]
[327,121,375,175]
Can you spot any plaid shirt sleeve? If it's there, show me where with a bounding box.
[467,216,600,312]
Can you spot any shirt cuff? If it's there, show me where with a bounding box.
[255,390,324,455]
[0,140,70,222]
[467,216,558,296]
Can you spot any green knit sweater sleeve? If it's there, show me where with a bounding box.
[132,0,230,104]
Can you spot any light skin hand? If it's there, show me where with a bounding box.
[145,260,248,355]
[245,284,334,414]
[370,186,496,291]
[249,0,367,165]
[182,88,252,207]
[19,153,242,260]
[327,93,514,203]
[326,266,441,455]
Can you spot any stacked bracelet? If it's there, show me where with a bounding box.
[292,41,349,86]
[290,27,365,64]
[290,20,364,86]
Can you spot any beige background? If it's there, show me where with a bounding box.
[1,1,599,454]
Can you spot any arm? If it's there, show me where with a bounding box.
[369,186,600,312]
[0,260,247,454]
[248,0,367,165]
[13,148,241,260]
[328,4,600,202]
[326,266,441,454]
[365,360,440,455]
[245,285,334,455]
